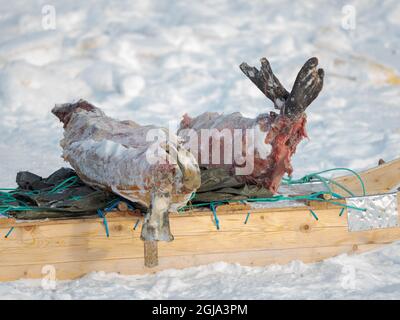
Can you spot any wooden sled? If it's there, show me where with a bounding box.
[0,158,399,282]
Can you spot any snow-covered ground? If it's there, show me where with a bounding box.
[0,0,399,299]
[5,244,400,300]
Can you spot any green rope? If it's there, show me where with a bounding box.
[4,227,14,238]
[0,175,85,216]
[133,219,140,230]
[178,188,367,218]
[309,209,319,221]
[0,167,367,222]
[0,207,11,217]
[188,191,196,202]
[97,209,109,237]
[210,202,220,230]
[69,196,82,201]
[48,176,79,194]
[282,167,366,197]
[244,212,251,224]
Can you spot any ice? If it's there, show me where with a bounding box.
[0,0,400,299]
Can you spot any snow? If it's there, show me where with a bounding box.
[0,0,400,299]
[4,244,400,299]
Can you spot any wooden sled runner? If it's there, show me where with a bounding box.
[0,158,399,282]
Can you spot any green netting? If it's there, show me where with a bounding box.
[0,168,119,220]
[1,166,366,222]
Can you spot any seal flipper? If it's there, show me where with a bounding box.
[239,58,289,110]
[284,57,324,117]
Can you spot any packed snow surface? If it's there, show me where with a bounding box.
[0,0,400,299]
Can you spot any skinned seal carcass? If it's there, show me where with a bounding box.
[178,57,324,195]
[52,100,200,242]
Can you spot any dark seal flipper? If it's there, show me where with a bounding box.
[240,58,289,110]
[284,57,324,117]
[240,57,324,118]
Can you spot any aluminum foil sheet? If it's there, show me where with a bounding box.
[390,183,400,193]
[346,193,399,232]
[277,182,328,195]
[249,200,306,209]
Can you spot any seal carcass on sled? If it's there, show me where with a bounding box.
[178,57,324,200]
[52,100,200,242]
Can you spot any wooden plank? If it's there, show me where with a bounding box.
[1,205,400,267]
[0,207,347,248]
[0,210,140,227]
[144,241,158,267]
[0,243,385,281]
[0,205,346,254]
[333,157,400,196]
